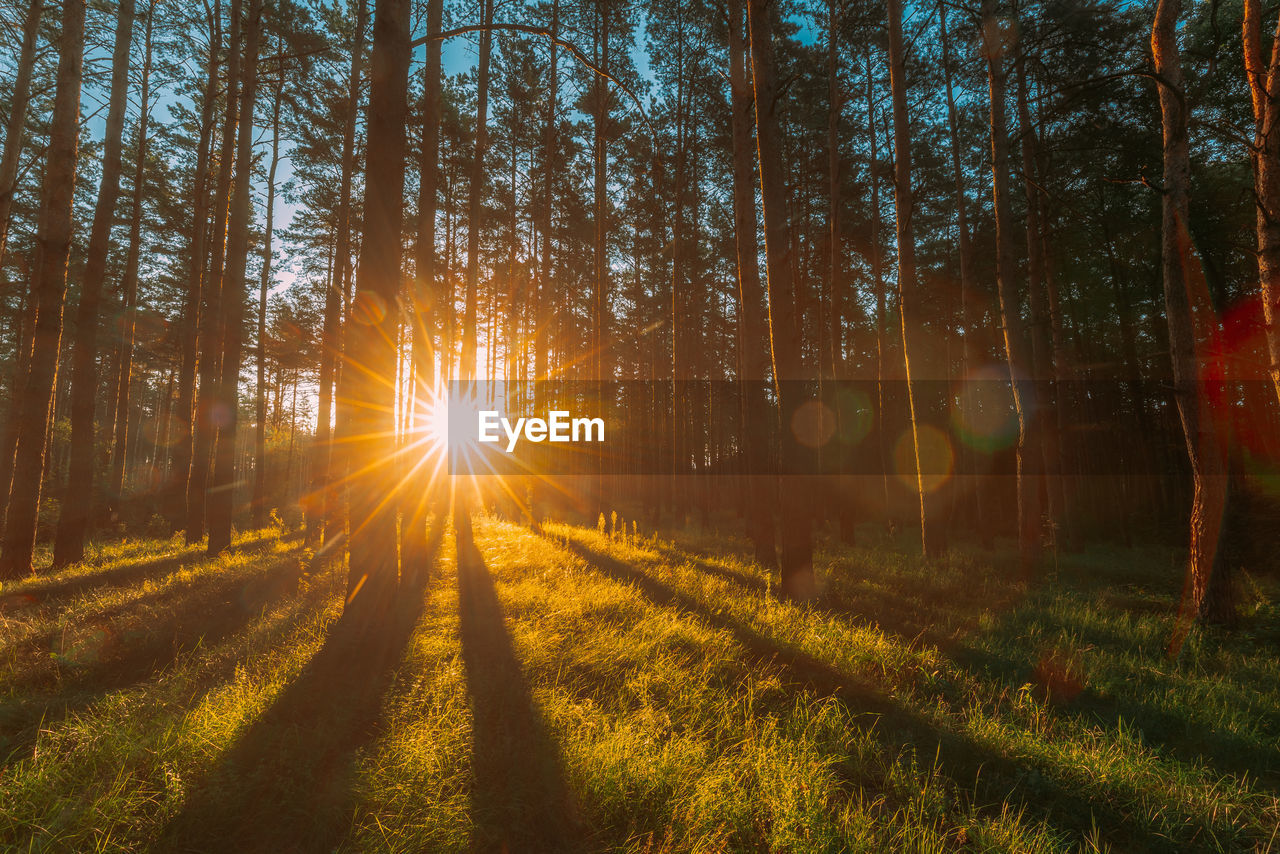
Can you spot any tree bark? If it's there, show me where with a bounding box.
[253,44,284,531]
[1153,0,1235,652]
[51,0,136,566]
[0,0,86,578]
[0,0,45,268]
[401,0,442,579]
[187,0,243,543]
[727,0,776,567]
[982,0,1040,573]
[887,0,936,556]
[107,2,155,515]
[1243,0,1280,407]
[168,0,221,530]
[341,0,411,618]
[207,0,264,554]
[454,0,493,561]
[746,0,813,598]
[313,0,369,546]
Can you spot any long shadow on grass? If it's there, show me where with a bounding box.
[0,533,279,612]
[456,535,585,853]
[955,619,1280,791]
[0,543,309,768]
[653,539,990,653]
[154,529,441,854]
[551,532,1226,852]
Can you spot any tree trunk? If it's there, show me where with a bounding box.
[168,1,220,530]
[0,0,86,578]
[0,279,37,530]
[341,0,412,618]
[207,0,264,554]
[727,0,776,568]
[887,0,936,556]
[253,45,283,531]
[747,0,813,598]
[1244,0,1280,407]
[982,0,1040,573]
[454,0,493,561]
[0,0,44,268]
[187,0,243,543]
[401,0,442,578]
[107,2,155,518]
[314,0,369,546]
[1153,0,1235,652]
[51,0,136,566]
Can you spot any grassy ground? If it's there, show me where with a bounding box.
[0,517,1277,852]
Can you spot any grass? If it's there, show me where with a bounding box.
[0,516,1277,852]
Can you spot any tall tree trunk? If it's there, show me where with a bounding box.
[0,0,45,268]
[168,1,220,530]
[107,2,155,515]
[455,0,493,559]
[747,0,814,598]
[0,0,86,578]
[529,0,559,529]
[591,0,611,515]
[187,0,243,543]
[0,280,37,530]
[313,0,369,546]
[1243,0,1280,407]
[866,48,890,519]
[727,0,776,567]
[51,0,136,566]
[1015,43,1063,542]
[939,2,985,541]
[341,0,411,618]
[1153,0,1235,652]
[887,0,936,556]
[253,46,283,531]
[402,0,442,577]
[207,0,264,554]
[982,0,1040,572]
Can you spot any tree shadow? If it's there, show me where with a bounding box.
[0,533,279,611]
[652,539,978,652]
[456,539,586,852]
[551,533,1218,852]
[0,544,312,768]
[153,527,442,854]
[955,625,1280,791]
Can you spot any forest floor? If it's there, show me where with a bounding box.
[1,516,1278,852]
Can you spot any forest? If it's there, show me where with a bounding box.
[1,0,1279,849]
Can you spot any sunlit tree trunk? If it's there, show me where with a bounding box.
[747,0,813,598]
[253,44,284,531]
[208,0,264,554]
[52,0,136,566]
[1243,0,1280,407]
[108,2,155,515]
[341,0,411,618]
[187,0,243,543]
[982,0,1040,573]
[455,0,493,560]
[310,0,369,546]
[402,0,443,578]
[0,0,86,578]
[168,1,220,531]
[887,0,937,556]
[1153,0,1235,651]
[727,0,776,568]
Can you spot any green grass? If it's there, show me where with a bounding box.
[0,518,1276,852]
